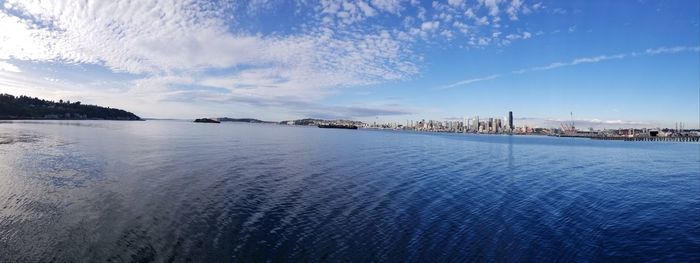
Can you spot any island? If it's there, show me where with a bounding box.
[0,94,141,120]
[217,117,272,123]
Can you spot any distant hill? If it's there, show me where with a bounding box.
[217,117,272,123]
[280,118,325,125]
[0,94,141,120]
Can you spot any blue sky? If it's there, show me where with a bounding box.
[0,0,698,128]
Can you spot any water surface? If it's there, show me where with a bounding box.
[1,120,698,261]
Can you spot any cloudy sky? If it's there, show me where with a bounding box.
[0,0,698,128]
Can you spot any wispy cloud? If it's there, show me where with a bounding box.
[551,8,567,15]
[513,53,628,74]
[512,46,699,74]
[443,45,699,91]
[645,46,700,55]
[437,74,500,90]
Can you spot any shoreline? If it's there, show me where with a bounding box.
[360,127,700,143]
[3,119,697,143]
[0,118,144,121]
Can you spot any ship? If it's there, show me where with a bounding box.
[194,118,220,123]
[317,124,358,129]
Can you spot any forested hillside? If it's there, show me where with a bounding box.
[0,94,141,120]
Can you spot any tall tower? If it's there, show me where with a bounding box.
[508,111,514,130]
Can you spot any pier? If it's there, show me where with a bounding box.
[591,136,700,142]
[554,134,700,142]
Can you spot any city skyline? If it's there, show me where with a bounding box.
[0,0,698,128]
[359,112,695,131]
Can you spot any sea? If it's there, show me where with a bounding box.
[0,120,698,262]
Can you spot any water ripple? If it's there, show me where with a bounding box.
[0,121,698,262]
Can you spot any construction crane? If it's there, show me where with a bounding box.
[570,112,575,131]
[560,112,576,135]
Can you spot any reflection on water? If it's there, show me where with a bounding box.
[0,120,699,262]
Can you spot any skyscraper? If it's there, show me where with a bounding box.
[508,111,514,130]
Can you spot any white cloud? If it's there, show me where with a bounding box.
[474,16,490,26]
[531,2,544,11]
[1,0,263,74]
[320,0,536,49]
[506,0,524,20]
[421,21,440,31]
[370,0,402,14]
[504,31,531,41]
[465,8,477,19]
[478,0,503,17]
[453,21,470,33]
[0,61,21,72]
[0,12,55,61]
[0,0,543,118]
[357,1,377,17]
[438,12,453,23]
[321,0,342,14]
[448,0,465,8]
[0,1,418,102]
[416,6,427,20]
[440,30,454,39]
[477,37,491,45]
[323,0,376,24]
[552,8,567,15]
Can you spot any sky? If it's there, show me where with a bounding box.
[0,0,698,128]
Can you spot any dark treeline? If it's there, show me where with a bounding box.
[0,94,141,120]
